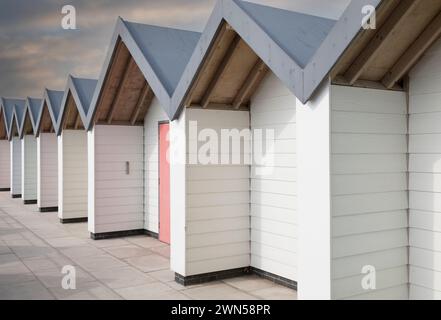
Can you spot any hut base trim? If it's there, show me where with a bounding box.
[11,194,22,199]
[0,188,10,192]
[60,217,88,224]
[24,200,37,205]
[175,267,297,290]
[39,207,58,213]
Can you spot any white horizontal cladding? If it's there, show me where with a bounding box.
[37,133,58,209]
[297,80,332,300]
[184,108,250,277]
[144,98,168,233]
[330,85,408,300]
[409,37,441,300]
[0,140,10,189]
[250,72,297,282]
[58,130,88,220]
[22,135,37,201]
[88,125,144,234]
[10,137,22,196]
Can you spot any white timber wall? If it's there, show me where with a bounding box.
[58,130,88,220]
[10,137,22,196]
[249,73,297,281]
[22,135,37,201]
[408,38,441,300]
[88,125,144,234]
[170,108,187,276]
[330,85,409,300]
[171,108,251,277]
[0,140,10,189]
[37,133,58,209]
[144,98,168,233]
[296,81,332,300]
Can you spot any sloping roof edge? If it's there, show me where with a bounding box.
[11,104,25,141]
[37,88,64,136]
[20,97,43,138]
[1,98,26,141]
[85,17,180,130]
[170,0,383,119]
[57,75,97,135]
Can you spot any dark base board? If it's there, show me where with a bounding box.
[144,229,159,239]
[176,267,297,290]
[175,268,252,286]
[0,188,10,192]
[60,217,88,224]
[91,229,146,240]
[24,200,37,205]
[39,207,58,213]
[11,194,22,199]
[250,267,297,290]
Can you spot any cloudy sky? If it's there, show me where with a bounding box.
[0,0,350,98]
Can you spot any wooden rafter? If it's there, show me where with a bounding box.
[95,41,124,123]
[107,57,134,124]
[130,84,153,125]
[200,35,241,109]
[382,11,441,89]
[74,112,81,129]
[63,99,72,130]
[184,23,231,107]
[344,0,421,85]
[233,60,268,109]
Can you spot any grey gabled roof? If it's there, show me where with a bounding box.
[86,17,201,129]
[56,75,98,135]
[12,104,25,141]
[0,98,26,140]
[20,97,43,138]
[39,89,64,135]
[171,0,381,120]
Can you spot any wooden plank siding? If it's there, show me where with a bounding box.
[408,38,441,299]
[330,85,409,300]
[21,135,37,201]
[37,133,58,209]
[58,130,88,220]
[88,125,144,234]
[185,108,250,276]
[0,140,10,189]
[10,137,22,196]
[144,98,168,234]
[250,73,297,281]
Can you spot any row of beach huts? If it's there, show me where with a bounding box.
[2,0,441,299]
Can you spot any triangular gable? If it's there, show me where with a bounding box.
[20,97,43,138]
[170,0,360,119]
[0,98,26,140]
[56,75,97,135]
[86,18,201,128]
[36,89,64,136]
[11,104,25,140]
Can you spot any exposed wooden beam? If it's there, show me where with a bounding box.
[107,57,134,124]
[63,99,72,130]
[382,11,441,89]
[344,0,420,85]
[200,35,241,109]
[184,23,231,107]
[74,111,81,129]
[333,75,404,91]
[233,60,268,109]
[130,84,153,125]
[95,40,124,123]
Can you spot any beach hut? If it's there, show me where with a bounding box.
[85,18,200,240]
[35,89,63,212]
[18,98,42,204]
[0,99,12,191]
[55,76,97,223]
[3,100,26,198]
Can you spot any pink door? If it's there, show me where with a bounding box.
[159,123,170,244]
